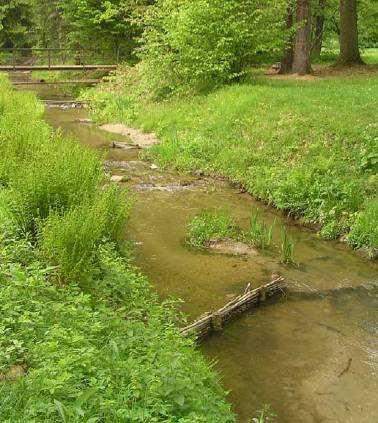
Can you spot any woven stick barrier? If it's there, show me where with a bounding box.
[181,276,285,340]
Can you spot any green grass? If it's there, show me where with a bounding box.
[362,48,378,65]
[186,209,291,262]
[88,71,378,255]
[0,74,234,422]
[279,226,295,265]
[38,186,131,283]
[186,210,239,249]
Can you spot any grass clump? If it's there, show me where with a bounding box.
[186,210,238,249]
[187,209,294,262]
[242,211,275,250]
[38,186,131,283]
[6,139,103,235]
[279,226,295,265]
[347,199,378,258]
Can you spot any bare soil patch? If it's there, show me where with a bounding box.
[100,124,159,148]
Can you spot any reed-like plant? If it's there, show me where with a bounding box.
[280,225,295,264]
[243,211,275,250]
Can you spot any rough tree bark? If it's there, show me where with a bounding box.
[292,0,312,74]
[279,3,295,74]
[339,0,363,65]
[312,0,326,57]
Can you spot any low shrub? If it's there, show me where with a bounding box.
[0,254,234,422]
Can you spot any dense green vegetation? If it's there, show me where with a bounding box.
[0,75,234,421]
[1,1,377,420]
[87,70,377,256]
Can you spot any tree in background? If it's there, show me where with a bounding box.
[58,0,151,61]
[279,1,295,73]
[139,0,286,97]
[312,0,326,56]
[0,0,34,48]
[32,0,66,49]
[358,0,378,49]
[339,0,362,64]
[292,0,312,74]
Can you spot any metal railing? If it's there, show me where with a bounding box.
[0,47,120,70]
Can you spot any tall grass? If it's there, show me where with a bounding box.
[0,74,126,279]
[280,226,295,264]
[39,186,131,282]
[243,211,275,249]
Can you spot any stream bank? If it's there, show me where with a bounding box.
[15,77,378,422]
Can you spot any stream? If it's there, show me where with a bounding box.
[13,76,378,422]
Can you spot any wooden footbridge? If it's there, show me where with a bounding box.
[0,48,119,72]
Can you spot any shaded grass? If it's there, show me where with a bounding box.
[88,71,378,254]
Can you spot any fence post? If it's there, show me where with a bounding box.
[48,49,51,69]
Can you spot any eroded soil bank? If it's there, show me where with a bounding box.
[15,77,378,422]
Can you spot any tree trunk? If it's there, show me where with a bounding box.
[339,0,363,65]
[279,3,295,74]
[292,0,312,74]
[312,0,326,57]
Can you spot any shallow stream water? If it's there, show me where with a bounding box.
[14,76,378,422]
